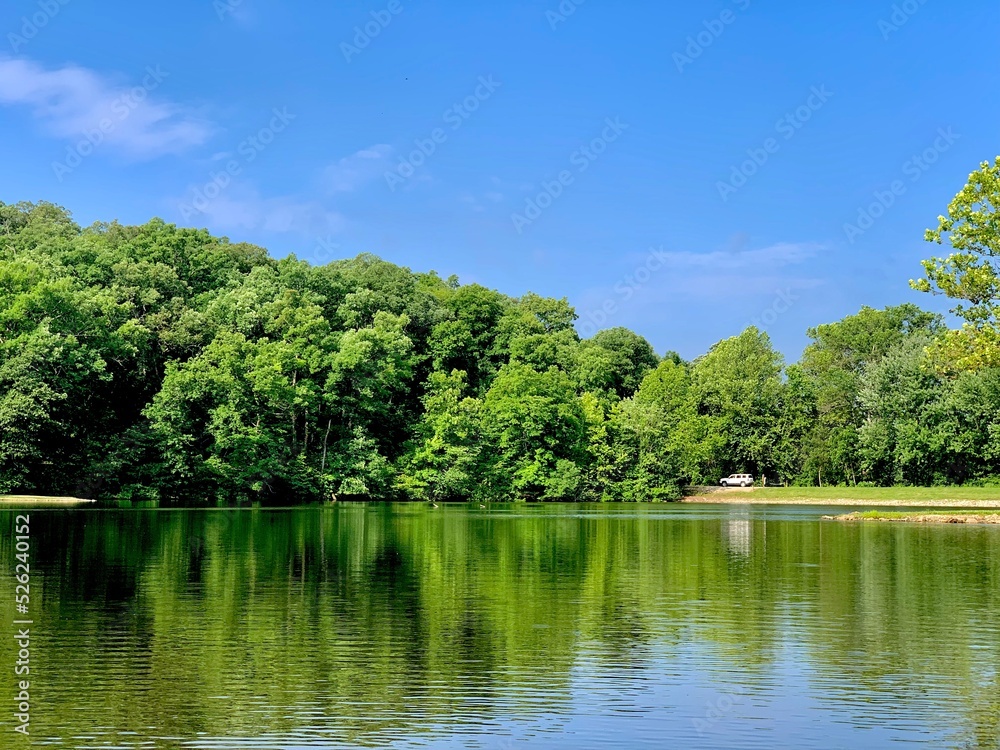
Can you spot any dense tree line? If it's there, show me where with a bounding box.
[1,158,998,502]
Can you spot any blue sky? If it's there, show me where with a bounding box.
[1,0,997,360]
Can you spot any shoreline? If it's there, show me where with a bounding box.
[3,491,1000,509]
[0,495,97,507]
[826,511,1000,524]
[681,487,1000,508]
[682,497,1000,508]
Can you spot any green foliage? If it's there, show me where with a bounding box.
[911,157,1000,370]
[588,327,659,398]
[3,171,1000,502]
[480,363,587,501]
[689,327,785,480]
[397,370,483,501]
[598,359,695,501]
[427,283,509,393]
[796,304,943,485]
[857,337,1000,485]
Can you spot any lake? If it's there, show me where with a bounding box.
[1,503,998,749]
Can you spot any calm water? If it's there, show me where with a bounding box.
[1,504,998,749]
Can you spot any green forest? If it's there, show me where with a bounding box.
[1,157,998,504]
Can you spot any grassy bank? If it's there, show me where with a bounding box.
[827,510,1000,524]
[682,485,1000,507]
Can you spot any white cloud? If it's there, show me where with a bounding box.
[0,55,213,159]
[175,144,397,240]
[459,193,487,212]
[645,242,825,302]
[180,184,345,237]
[457,190,505,213]
[322,144,392,192]
[652,242,821,271]
[574,241,825,315]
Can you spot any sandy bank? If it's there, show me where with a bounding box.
[826,512,1000,524]
[0,495,97,506]
[680,486,1000,508]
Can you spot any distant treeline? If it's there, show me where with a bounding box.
[1,160,997,502]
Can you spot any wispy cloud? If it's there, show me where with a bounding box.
[644,242,825,302]
[180,184,344,237]
[652,242,822,271]
[458,190,506,212]
[0,55,213,159]
[574,241,825,318]
[323,144,392,192]
[175,144,398,239]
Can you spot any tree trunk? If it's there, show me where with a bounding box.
[291,372,298,453]
[321,417,333,474]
